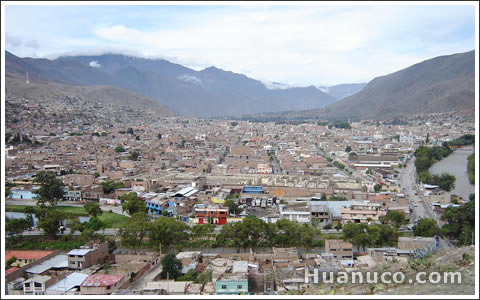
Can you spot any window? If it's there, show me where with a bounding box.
[34,282,42,288]
[237,285,243,289]
[222,285,227,289]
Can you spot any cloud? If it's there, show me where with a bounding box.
[4,4,475,86]
[89,60,101,68]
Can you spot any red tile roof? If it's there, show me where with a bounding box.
[5,250,53,262]
[81,274,124,287]
[5,267,19,275]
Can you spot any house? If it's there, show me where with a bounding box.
[340,202,387,224]
[215,273,248,295]
[45,272,89,295]
[194,207,228,225]
[80,274,124,295]
[23,275,55,295]
[67,242,108,270]
[144,280,191,294]
[5,250,54,268]
[325,240,353,259]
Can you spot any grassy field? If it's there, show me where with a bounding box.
[5,204,129,228]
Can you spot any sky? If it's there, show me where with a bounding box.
[3,2,477,86]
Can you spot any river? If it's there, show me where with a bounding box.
[429,146,475,200]
[5,212,90,227]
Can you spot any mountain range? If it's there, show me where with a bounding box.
[5,51,339,117]
[5,50,474,120]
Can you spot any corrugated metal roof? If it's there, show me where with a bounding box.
[67,249,92,256]
[47,272,89,292]
[25,254,68,274]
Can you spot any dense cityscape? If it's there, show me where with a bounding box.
[2,1,477,298]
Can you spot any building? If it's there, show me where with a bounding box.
[241,186,263,194]
[340,202,387,224]
[194,207,228,225]
[325,239,353,259]
[45,272,89,295]
[215,273,249,295]
[67,242,108,270]
[63,187,82,201]
[23,275,55,295]
[5,250,54,268]
[80,274,124,295]
[397,237,437,251]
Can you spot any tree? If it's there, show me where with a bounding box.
[34,171,65,208]
[160,253,183,280]
[149,216,189,252]
[157,133,162,139]
[37,209,66,238]
[84,202,103,218]
[128,150,140,161]
[6,256,17,269]
[6,218,31,240]
[413,218,443,237]
[231,121,238,127]
[190,224,216,247]
[224,199,240,215]
[345,146,352,153]
[119,212,151,249]
[380,210,407,228]
[127,127,134,135]
[102,181,124,194]
[85,217,107,232]
[441,200,474,246]
[374,184,382,193]
[114,145,126,153]
[120,192,147,216]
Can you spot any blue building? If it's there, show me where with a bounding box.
[241,186,263,194]
[9,189,39,200]
[215,273,248,295]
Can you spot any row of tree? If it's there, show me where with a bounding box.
[415,144,455,191]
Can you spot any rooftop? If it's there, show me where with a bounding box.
[81,274,124,287]
[5,250,54,262]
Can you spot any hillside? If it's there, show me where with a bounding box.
[5,74,175,117]
[253,50,475,121]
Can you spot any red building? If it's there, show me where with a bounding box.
[194,207,228,225]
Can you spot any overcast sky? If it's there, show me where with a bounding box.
[4,2,476,86]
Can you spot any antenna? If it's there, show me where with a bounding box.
[26,72,30,84]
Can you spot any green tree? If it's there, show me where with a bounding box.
[413,218,442,237]
[85,217,107,231]
[114,145,126,153]
[84,202,103,218]
[6,218,31,240]
[128,150,140,161]
[374,184,382,193]
[6,256,17,269]
[160,253,183,280]
[149,216,189,252]
[441,200,475,246]
[34,171,65,208]
[345,145,352,153]
[102,181,124,194]
[224,199,240,215]
[119,212,151,249]
[120,192,147,216]
[157,133,162,139]
[380,210,407,228]
[190,224,216,247]
[37,209,66,238]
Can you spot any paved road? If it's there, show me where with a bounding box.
[129,257,164,290]
[398,158,436,222]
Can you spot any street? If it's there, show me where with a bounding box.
[398,158,436,223]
